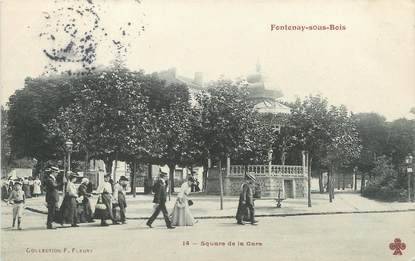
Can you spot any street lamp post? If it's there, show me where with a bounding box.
[65,139,73,172]
[405,154,413,202]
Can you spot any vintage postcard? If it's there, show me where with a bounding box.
[1,0,414,261]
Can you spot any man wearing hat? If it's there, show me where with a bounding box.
[113,176,129,224]
[146,171,175,229]
[44,167,61,229]
[236,173,258,225]
[7,180,25,230]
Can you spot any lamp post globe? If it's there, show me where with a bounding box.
[65,139,73,152]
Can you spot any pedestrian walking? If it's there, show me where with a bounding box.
[94,173,119,226]
[44,167,61,229]
[146,171,175,229]
[7,181,25,230]
[170,177,196,226]
[236,173,258,225]
[113,176,128,224]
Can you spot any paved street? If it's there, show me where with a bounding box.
[13,190,415,219]
[2,206,415,261]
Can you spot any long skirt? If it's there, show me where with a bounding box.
[78,198,93,223]
[33,185,41,195]
[93,193,113,220]
[60,196,77,224]
[236,201,253,222]
[170,197,195,226]
[23,185,31,198]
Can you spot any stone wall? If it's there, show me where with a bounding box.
[206,167,306,198]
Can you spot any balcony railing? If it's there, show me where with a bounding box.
[228,165,304,178]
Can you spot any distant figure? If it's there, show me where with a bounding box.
[146,171,175,229]
[170,177,196,226]
[7,181,25,230]
[22,177,31,198]
[28,177,34,196]
[33,176,42,197]
[236,173,258,226]
[1,178,9,200]
[44,167,61,229]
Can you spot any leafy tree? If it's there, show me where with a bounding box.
[1,106,12,176]
[194,79,256,208]
[289,95,332,206]
[324,105,361,201]
[387,118,415,168]
[7,76,73,165]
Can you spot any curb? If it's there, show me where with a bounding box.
[25,206,415,220]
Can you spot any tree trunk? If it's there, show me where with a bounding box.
[342,172,346,190]
[103,154,113,175]
[84,151,89,176]
[318,169,324,193]
[113,150,119,181]
[130,162,136,197]
[202,162,208,192]
[168,163,175,200]
[307,155,312,207]
[337,171,341,190]
[328,165,333,203]
[145,163,153,195]
[218,159,224,210]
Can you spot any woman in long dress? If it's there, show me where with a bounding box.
[95,174,118,226]
[32,176,42,197]
[60,172,79,227]
[170,177,196,226]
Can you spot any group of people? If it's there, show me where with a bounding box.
[44,167,128,229]
[1,176,42,200]
[5,167,258,231]
[146,171,197,229]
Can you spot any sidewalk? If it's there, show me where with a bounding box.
[11,190,415,219]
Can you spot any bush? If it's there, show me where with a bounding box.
[362,157,408,202]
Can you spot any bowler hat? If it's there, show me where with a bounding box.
[119,176,129,182]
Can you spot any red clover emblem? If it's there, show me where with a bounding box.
[389,238,406,255]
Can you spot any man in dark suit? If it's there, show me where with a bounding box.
[146,171,175,229]
[236,173,258,225]
[44,167,61,229]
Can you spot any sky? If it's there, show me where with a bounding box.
[1,0,414,121]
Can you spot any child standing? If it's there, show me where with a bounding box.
[7,181,25,230]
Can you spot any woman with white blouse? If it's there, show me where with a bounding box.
[170,177,196,226]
